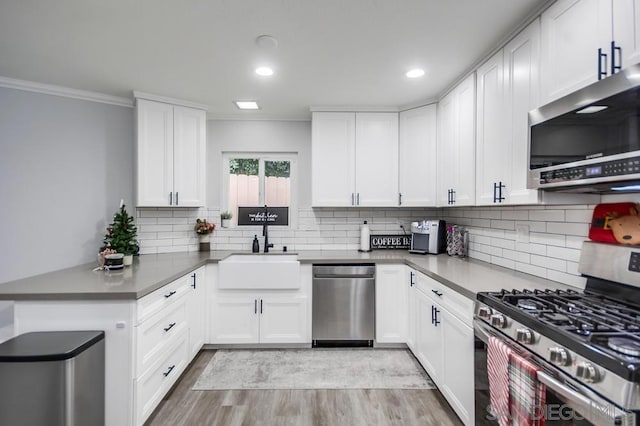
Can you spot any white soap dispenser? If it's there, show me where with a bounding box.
[359,220,371,252]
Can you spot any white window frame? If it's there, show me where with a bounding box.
[221,152,298,229]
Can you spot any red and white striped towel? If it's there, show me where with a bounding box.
[488,336,512,426]
[509,351,546,426]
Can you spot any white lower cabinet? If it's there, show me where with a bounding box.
[410,271,475,426]
[375,264,408,344]
[187,267,206,359]
[209,266,311,345]
[210,294,308,344]
[406,268,418,351]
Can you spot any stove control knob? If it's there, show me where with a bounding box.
[490,314,507,329]
[549,347,571,366]
[575,362,600,383]
[477,307,493,320]
[515,328,534,344]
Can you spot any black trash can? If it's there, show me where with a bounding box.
[0,330,105,426]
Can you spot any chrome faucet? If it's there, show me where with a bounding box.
[262,205,274,253]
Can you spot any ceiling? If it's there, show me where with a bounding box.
[0,0,546,120]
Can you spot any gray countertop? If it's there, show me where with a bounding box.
[0,250,578,301]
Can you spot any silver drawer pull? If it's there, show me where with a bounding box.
[164,291,177,299]
[163,322,176,332]
[431,289,443,297]
[162,365,175,377]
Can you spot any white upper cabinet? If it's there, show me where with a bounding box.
[476,18,541,205]
[399,105,438,207]
[135,95,206,207]
[311,112,356,207]
[540,0,640,105]
[437,73,476,207]
[311,111,398,207]
[355,113,399,207]
[613,0,640,68]
[476,49,506,206]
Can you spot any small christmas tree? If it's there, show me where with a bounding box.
[101,203,139,255]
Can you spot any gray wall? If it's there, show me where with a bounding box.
[0,87,134,283]
[207,119,312,208]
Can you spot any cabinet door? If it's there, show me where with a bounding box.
[311,112,356,206]
[503,18,541,205]
[187,267,206,359]
[173,106,206,207]
[613,0,640,69]
[259,296,308,343]
[406,269,417,351]
[355,112,399,206]
[475,50,505,206]
[399,105,437,207]
[454,74,477,207]
[437,91,457,206]
[375,265,408,344]
[540,0,612,104]
[415,289,442,382]
[209,297,259,343]
[440,309,475,426]
[136,99,174,207]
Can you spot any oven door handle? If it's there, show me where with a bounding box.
[537,371,632,425]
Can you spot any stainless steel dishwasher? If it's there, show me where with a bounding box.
[312,264,375,346]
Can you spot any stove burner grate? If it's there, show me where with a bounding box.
[517,298,541,310]
[608,337,640,358]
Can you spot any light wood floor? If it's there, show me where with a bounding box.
[146,350,464,426]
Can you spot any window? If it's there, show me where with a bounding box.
[223,153,296,226]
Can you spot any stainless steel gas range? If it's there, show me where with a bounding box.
[474,241,640,425]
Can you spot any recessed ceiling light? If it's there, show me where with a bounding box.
[576,105,608,114]
[234,101,260,110]
[406,69,425,78]
[255,66,274,76]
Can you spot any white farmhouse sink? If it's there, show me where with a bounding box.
[218,254,300,289]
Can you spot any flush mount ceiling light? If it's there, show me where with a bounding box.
[255,35,279,49]
[576,105,608,114]
[234,101,260,110]
[255,66,274,76]
[406,69,425,78]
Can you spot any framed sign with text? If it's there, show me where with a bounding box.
[370,234,411,250]
[237,206,289,226]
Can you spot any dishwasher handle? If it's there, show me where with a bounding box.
[314,273,375,279]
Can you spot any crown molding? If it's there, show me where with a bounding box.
[398,98,438,112]
[0,76,133,107]
[133,91,209,111]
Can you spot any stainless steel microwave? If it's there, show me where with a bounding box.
[528,62,640,193]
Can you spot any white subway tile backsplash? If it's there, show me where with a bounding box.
[139,224,173,233]
[546,246,581,262]
[530,232,565,247]
[546,222,588,237]
[529,210,565,222]
[531,255,566,272]
[139,203,598,289]
[490,220,515,230]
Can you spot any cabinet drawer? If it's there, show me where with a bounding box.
[136,272,193,323]
[135,335,188,426]
[136,298,188,376]
[415,273,473,325]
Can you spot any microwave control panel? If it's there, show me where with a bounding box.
[539,156,640,184]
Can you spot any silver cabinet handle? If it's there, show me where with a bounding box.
[163,322,176,332]
[351,193,355,205]
[176,191,179,205]
[399,193,402,206]
[169,192,173,205]
[356,193,360,205]
[164,290,176,299]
